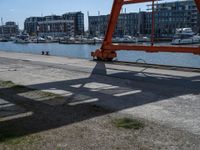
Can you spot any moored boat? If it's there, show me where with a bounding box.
[171,28,200,45]
[15,34,29,44]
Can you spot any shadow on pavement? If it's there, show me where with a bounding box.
[0,61,199,142]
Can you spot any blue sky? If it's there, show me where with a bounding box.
[0,0,177,30]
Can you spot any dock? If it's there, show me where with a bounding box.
[0,51,200,149]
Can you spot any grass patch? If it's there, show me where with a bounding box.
[0,126,24,143]
[0,80,34,93]
[0,81,15,88]
[12,85,35,93]
[0,91,4,97]
[0,80,62,99]
[0,81,30,91]
[0,127,41,145]
[113,118,145,130]
[1,134,41,145]
[39,91,61,98]
[5,135,41,145]
[0,80,64,106]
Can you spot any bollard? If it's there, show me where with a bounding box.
[46,51,49,55]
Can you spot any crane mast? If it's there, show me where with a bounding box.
[91,0,200,61]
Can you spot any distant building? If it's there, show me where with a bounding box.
[89,13,141,37]
[24,17,43,36]
[115,13,140,37]
[146,0,200,38]
[24,12,84,37]
[37,15,74,37]
[89,0,200,39]
[198,15,200,33]
[89,15,109,37]
[62,12,84,36]
[89,12,146,37]
[0,22,19,37]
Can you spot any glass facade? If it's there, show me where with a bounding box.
[25,12,84,36]
[89,0,200,39]
[89,13,141,37]
[0,22,19,37]
[62,12,84,35]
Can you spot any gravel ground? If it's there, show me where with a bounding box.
[0,81,200,150]
[0,52,199,149]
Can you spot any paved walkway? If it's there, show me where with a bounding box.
[0,51,200,135]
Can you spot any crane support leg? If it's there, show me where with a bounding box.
[195,0,200,12]
[91,0,200,61]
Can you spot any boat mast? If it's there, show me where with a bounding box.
[1,18,4,37]
[138,8,141,37]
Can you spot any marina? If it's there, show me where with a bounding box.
[0,41,200,68]
[0,0,200,149]
[172,28,200,45]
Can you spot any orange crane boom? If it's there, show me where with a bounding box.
[91,0,200,61]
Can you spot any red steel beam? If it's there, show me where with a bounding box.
[92,0,200,60]
[101,0,123,47]
[105,44,200,55]
[194,0,200,12]
[123,0,157,4]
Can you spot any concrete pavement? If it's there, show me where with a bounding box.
[0,51,199,135]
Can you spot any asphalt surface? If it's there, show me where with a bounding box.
[0,51,199,136]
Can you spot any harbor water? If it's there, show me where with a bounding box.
[0,42,200,68]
